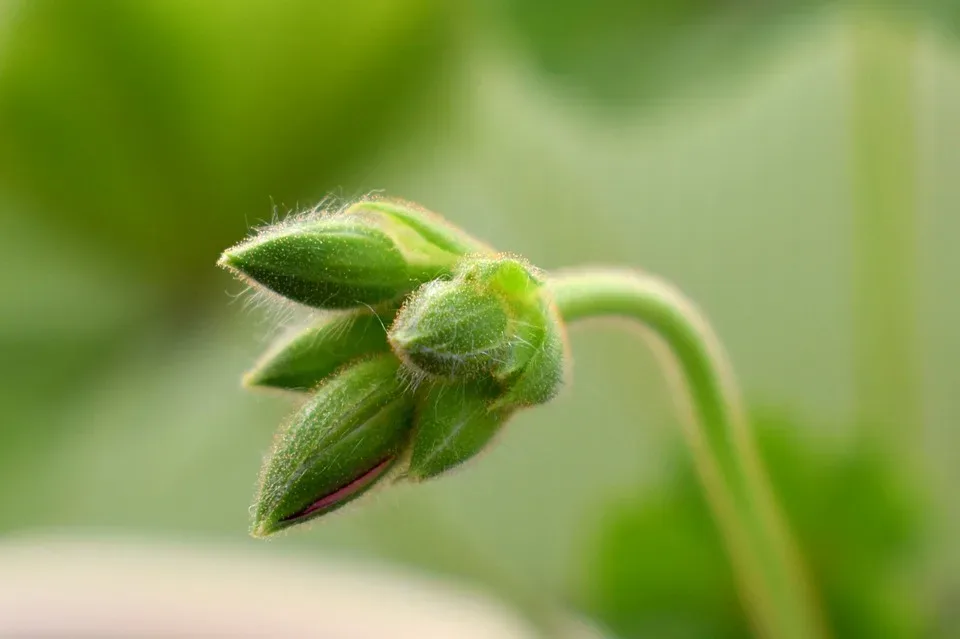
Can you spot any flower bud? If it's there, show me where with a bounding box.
[388,278,512,379]
[408,381,509,481]
[252,355,414,536]
[490,303,567,410]
[243,306,397,392]
[389,256,567,409]
[218,199,486,309]
[343,198,491,257]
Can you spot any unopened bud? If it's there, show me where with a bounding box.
[389,256,567,409]
[490,304,566,409]
[244,306,397,392]
[388,279,511,379]
[252,355,414,536]
[408,381,509,481]
[219,200,486,309]
[343,198,491,257]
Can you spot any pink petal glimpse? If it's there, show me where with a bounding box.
[284,457,393,522]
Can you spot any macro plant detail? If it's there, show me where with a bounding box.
[218,199,567,534]
[220,197,827,639]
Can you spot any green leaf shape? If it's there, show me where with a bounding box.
[252,355,415,536]
[408,380,510,481]
[580,412,928,638]
[219,215,454,309]
[244,306,398,392]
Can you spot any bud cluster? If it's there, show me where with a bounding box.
[220,199,567,535]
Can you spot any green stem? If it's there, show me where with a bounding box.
[848,13,919,448]
[549,269,828,639]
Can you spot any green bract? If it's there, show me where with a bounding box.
[252,355,414,536]
[222,201,568,535]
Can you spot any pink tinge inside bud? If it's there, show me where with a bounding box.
[287,457,394,521]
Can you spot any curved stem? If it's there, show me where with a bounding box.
[848,12,919,451]
[548,269,828,639]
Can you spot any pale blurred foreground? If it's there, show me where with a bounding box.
[0,535,604,638]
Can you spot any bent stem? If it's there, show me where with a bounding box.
[549,269,827,639]
[848,12,919,453]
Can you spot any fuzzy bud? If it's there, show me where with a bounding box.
[408,381,510,481]
[218,199,486,309]
[389,256,566,410]
[252,355,414,536]
[243,306,397,392]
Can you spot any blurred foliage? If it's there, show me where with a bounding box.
[581,412,928,638]
[491,0,829,105]
[0,0,456,479]
[0,0,456,297]
[491,0,960,108]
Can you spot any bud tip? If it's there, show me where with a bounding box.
[250,521,271,539]
[241,369,264,389]
[217,248,240,270]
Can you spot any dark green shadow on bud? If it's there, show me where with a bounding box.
[252,355,414,537]
[408,381,510,481]
[219,214,459,309]
[389,279,510,379]
[244,306,398,392]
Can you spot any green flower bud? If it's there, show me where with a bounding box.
[218,199,487,309]
[388,278,512,379]
[252,355,414,536]
[389,256,567,409]
[343,198,491,257]
[490,303,567,410]
[243,306,397,392]
[408,381,510,481]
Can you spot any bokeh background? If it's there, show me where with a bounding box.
[1,1,959,637]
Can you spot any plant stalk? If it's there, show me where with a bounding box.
[848,13,919,449]
[549,269,828,639]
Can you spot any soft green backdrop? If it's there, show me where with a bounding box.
[1,1,957,636]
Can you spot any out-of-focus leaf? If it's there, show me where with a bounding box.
[579,412,928,638]
[0,0,457,295]
[0,209,153,470]
[489,0,827,106]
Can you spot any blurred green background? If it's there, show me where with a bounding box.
[1,1,959,636]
